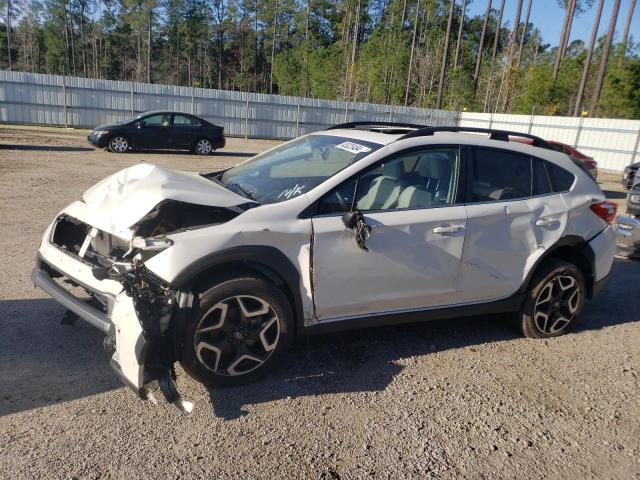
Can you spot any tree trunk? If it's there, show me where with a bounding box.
[69,7,76,76]
[574,0,603,116]
[5,0,11,70]
[304,0,311,95]
[491,0,505,63]
[473,0,491,88]
[516,0,532,66]
[436,0,455,109]
[254,1,259,90]
[510,0,523,49]
[79,3,87,77]
[619,0,636,65]
[147,9,152,83]
[453,0,466,68]
[405,0,421,105]
[560,0,576,58]
[63,2,70,75]
[552,0,573,82]
[269,0,278,94]
[589,0,621,116]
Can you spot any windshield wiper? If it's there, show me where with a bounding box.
[226,182,256,200]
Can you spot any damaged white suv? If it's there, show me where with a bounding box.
[33,124,617,411]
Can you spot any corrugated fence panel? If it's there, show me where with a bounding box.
[1,70,639,172]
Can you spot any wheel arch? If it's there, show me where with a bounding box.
[170,245,305,335]
[520,235,596,299]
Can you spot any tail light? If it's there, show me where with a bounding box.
[590,201,617,224]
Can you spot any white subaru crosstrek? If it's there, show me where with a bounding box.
[33,123,618,411]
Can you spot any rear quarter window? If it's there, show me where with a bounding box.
[548,163,575,191]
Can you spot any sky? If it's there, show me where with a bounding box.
[465,0,639,50]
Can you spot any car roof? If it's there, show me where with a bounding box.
[320,128,564,159]
[319,128,409,145]
[140,110,200,118]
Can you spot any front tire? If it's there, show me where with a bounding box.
[180,274,293,387]
[108,135,129,153]
[517,259,586,339]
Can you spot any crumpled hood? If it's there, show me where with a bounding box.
[81,164,247,235]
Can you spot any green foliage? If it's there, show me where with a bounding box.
[0,0,637,118]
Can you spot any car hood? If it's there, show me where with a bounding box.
[93,121,127,131]
[81,163,249,235]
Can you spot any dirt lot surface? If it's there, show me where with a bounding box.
[0,125,638,479]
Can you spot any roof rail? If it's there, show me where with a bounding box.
[326,121,429,131]
[398,126,553,150]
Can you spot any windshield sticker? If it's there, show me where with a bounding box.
[278,184,305,200]
[335,141,372,155]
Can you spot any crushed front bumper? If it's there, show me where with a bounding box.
[32,254,192,412]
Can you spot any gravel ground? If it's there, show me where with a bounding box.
[0,125,638,479]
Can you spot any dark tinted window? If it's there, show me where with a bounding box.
[548,163,575,191]
[144,114,171,126]
[470,149,532,202]
[317,179,357,214]
[173,114,200,126]
[533,159,553,195]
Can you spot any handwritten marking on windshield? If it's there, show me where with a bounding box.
[278,184,305,200]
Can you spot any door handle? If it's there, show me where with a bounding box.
[433,225,464,234]
[535,218,559,228]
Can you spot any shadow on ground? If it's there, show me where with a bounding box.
[1,259,637,418]
[206,258,640,419]
[602,189,628,200]
[0,144,94,152]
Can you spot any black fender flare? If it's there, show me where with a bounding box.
[170,245,306,334]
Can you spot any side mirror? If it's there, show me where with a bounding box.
[136,121,146,129]
[342,211,359,229]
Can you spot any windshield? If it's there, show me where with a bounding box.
[217,134,382,204]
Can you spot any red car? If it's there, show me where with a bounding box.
[511,138,598,180]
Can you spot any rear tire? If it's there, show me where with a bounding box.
[517,259,586,339]
[180,274,293,387]
[194,138,213,155]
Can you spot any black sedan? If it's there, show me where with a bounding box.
[87,111,225,155]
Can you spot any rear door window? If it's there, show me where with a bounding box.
[173,115,200,126]
[469,148,532,202]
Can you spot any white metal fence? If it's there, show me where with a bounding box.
[1,70,639,172]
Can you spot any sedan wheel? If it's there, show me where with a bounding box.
[195,139,213,155]
[109,136,129,153]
